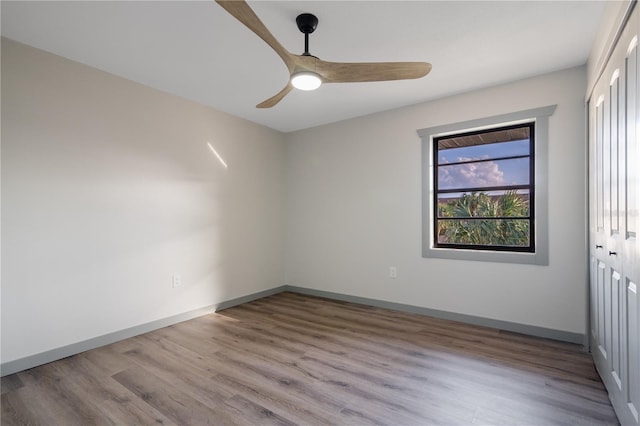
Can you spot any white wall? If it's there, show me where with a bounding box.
[1,39,285,364]
[285,66,588,335]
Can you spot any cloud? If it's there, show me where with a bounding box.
[438,157,505,189]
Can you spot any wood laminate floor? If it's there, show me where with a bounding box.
[1,292,619,425]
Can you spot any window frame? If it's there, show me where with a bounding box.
[418,105,556,265]
[433,122,536,253]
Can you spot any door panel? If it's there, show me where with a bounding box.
[591,255,599,343]
[610,71,621,236]
[628,280,639,422]
[598,260,608,359]
[612,269,623,389]
[596,97,605,234]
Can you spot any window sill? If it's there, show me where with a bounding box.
[423,245,548,265]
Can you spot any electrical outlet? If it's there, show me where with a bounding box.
[389,267,397,279]
[172,275,182,288]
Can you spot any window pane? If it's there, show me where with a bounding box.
[437,190,530,218]
[438,139,530,163]
[437,157,530,190]
[436,218,530,247]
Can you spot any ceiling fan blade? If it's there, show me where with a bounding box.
[216,1,295,71]
[316,60,432,83]
[256,82,294,108]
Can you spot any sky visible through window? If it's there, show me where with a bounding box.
[438,139,530,195]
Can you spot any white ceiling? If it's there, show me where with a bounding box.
[2,1,606,133]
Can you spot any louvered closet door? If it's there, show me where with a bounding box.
[589,5,640,425]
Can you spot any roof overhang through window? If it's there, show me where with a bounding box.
[437,127,530,150]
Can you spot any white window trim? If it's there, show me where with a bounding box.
[417,105,556,265]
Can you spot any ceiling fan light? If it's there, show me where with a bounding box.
[291,72,322,91]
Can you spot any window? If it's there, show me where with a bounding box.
[434,123,534,252]
[418,105,556,265]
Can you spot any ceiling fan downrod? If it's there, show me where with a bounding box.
[296,13,318,56]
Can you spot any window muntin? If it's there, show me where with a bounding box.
[433,123,535,252]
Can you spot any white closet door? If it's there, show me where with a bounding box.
[590,6,640,425]
[623,27,640,424]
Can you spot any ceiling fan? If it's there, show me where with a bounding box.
[216,1,432,108]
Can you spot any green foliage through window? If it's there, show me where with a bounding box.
[437,191,530,247]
